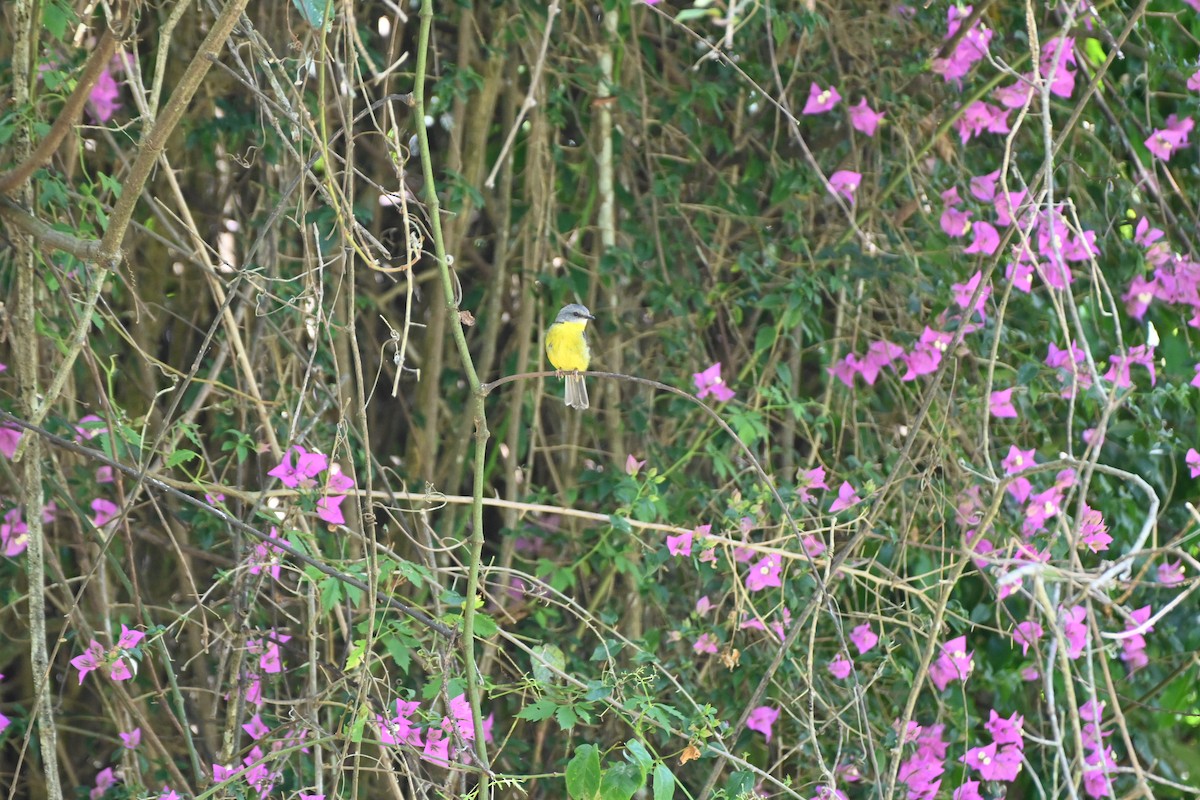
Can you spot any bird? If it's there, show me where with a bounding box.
[545,303,595,410]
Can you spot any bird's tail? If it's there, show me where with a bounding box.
[564,373,589,410]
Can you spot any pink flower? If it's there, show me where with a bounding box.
[1077,503,1111,553]
[797,465,829,503]
[940,206,973,238]
[802,83,841,115]
[666,529,693,557]
[828,170,861,202]
[969,169,1000,202]
[70,640,105,684]
[624,454,645,476]
[91,767,119,800]
[1157,560,1184,586]
[1189,69,1200,92]
[268,446,329,489]
[243,714,270,740]
[87,67,121,123]
[0,426,21,460]
[827,653,853,679]
[1188,448,1200,478]
[989,388,1017,418]
[849,623,878,655]
[1001,445,1035,475]
[90,498,119,527]
[745,553,783,592]
[829,481,861,513]
[848,98,884,136]
[929,635,973,691]
[1013,621,1042,656]
[1145,114,1194,161]
[1062,605,1088,659]
[985,710,1025,748]
[746,705,780,742]
[693,633,719,654]
[119,728,141,749]
[695,595,713,614]
[951,271,991,316]
[693,362,735,402]
[963,222,1000,255]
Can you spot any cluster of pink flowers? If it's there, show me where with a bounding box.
[268,445,356,526]
[70,624,145,684]
[896,721,949,799]
[375,693,494,766]
[958,710,1025,788]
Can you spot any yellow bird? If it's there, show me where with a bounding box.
[546,303,595,410]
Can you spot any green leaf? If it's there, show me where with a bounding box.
[556,704,579,730]
[516,698,557,722]
[565,744,601,800]
[599,762,644,800]
[291,0,332,29]
[652,764,676,800]
[166,448,199,468]
[472,612,498,638]
[624,739,653,774]
[531,644,566,685]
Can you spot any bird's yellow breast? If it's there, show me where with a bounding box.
[546,319,591,372]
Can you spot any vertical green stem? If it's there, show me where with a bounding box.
[413,0,492,789]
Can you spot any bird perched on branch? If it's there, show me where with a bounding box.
[546,303,595,410]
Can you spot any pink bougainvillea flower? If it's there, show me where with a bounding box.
[91,767,119,800]
[802,83,841,115]
[829,353,860,387]
[827,653,853,679]
[1001,445,1035,476]
[1123,274,1157,320]
[993,188,1028,227]
[1005,257,1035,293]
[90,498,119,527]
[378,699,423,747]
[1104,344,1156,389]
[1062,605,1088,659]
[860,339,904,385]
[931,5,993,84]
[1,507,29,557]
[75,414,108,441]
[693,362,735,402]
[989,388,1017,418]
[1078,503,1111,553]
[1039,37,1077,99]
[929,635,973,690]
[955,781,983,800]
[828,169,861,202]
[900,328,953,381]
[797,465,829,503]
[1189,69,1200,92]
[693,633,719,654]
[956,100,1009,143]
[1012,620,1042,656]
[848,98,884,136]
[87,64,122,123]
[985,710,1025,750]
[1158,560,1184,586]
[745,553,783,592]
[1145,114,1194,161]
[963,222,1000,256]
[829,481,861,513]
[746,705,780,742]
[243,714,270,740]
[268,446,329,488]
[1187,448,1200,478]
[951,271,991,316]
[695,595,712,615]
[849,623,878,655]
[70,640,106,684]
[940,206,972,238]
[0,426,21,460]
[624,454,645,476]
[800,533,826,557]
[666,529,693,557]
[969,169,1000,202]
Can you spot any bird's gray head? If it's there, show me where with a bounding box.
[555,303,595,324]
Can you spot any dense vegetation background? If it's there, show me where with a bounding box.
[2,0,1199,798]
